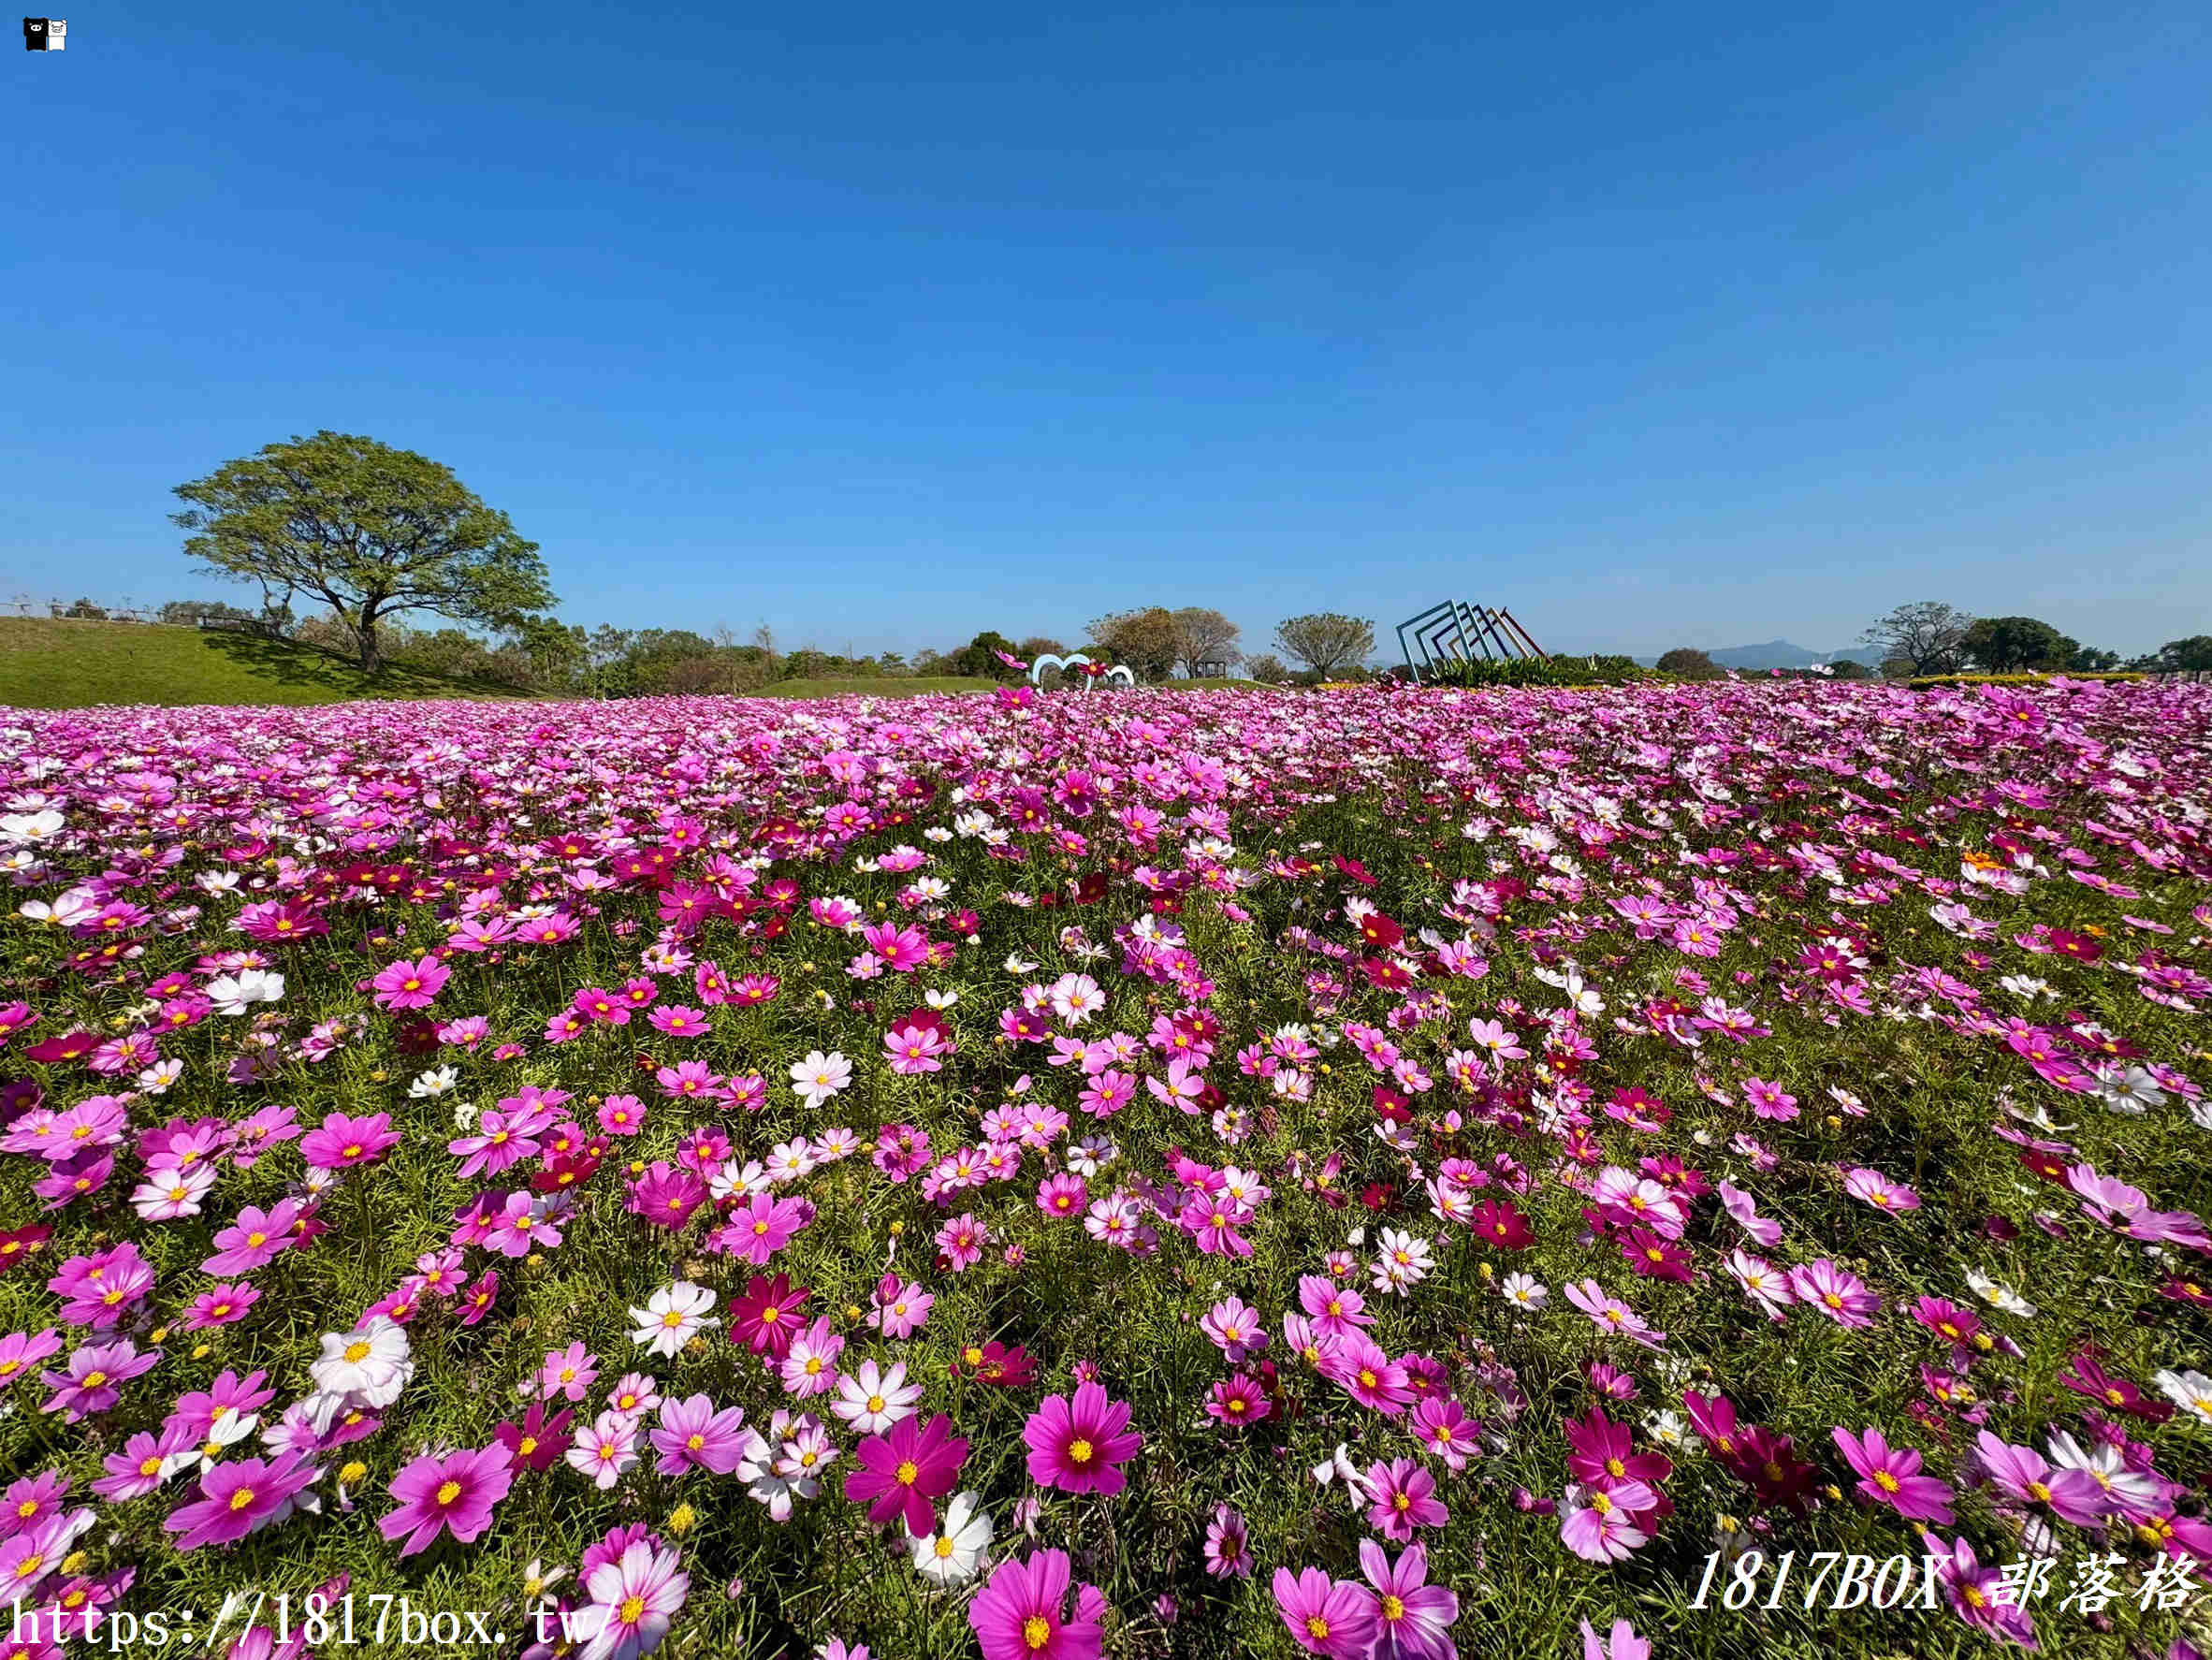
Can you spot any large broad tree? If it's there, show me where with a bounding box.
[1088,607,1182,682]
[1273,612,1375,678]
[1170,607,1242,677]
[1959,615,2078,673]
[1858,600,1973,677]
[1654,647,1722,681]
[172,430,554,673]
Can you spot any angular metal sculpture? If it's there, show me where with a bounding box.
[1395,604,1547,682]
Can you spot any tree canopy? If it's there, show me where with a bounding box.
[1655,648,1722,681]
[1960,615,2078,673]
[1273,613,1375,677]
[172,431,554,672]
[1171,607,1242,677]
[1858,601,1973,677]
[1088,608,1183,682]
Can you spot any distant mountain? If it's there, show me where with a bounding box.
[1630,640,1844,670]
[1707,640,1839,669]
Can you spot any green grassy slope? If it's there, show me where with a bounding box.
[0,618,530,709]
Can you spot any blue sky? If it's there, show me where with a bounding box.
[8,1,2209,660]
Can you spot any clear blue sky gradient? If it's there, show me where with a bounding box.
[8,2,2209,659]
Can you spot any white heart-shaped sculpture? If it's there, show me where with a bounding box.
[1027,653,1134,693]
[1028,652,1091,684]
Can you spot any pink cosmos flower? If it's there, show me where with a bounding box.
[371,954,448,1011]
[649,1394,749,1476]
[1742,1077,1797,1119]
[201,1199,305,1276]
[47,1241,154,1328]
[884,1023,952,1075]
[1563,1278,1666,1347]
[566,1410,641,1490]
[377,1443,514,1555]
[0,1328,65,1391]
[1023,1382,1142,1495]
[1579,1619,1652,1660]
[1790,1260,1879,1328]
[1716,1180,1783,1246]
[1205,1374,1272,1428]
[1201,1297,1269,1363]
[968,1549,1106,1660]
[538,1343,600,1402]
[94,1423,196,1501]
[1972,1430,2107,1528]
[1409,1396,1481,1471]
[1358,1540,1459,1660]
[1363,1457,1448,1541]
[1202,1504,1252,1578]
[298,1112,401,1172]
[1559,1480,1654,1562]
[1832,1426,1955,1524]
[580,1539,689,1660]
[866,1276,934,1338]
[718,1192,809,1265]
[40,1337,160,1420]
[1924,1533,2037,1648]
[1272,1565,1377,1659]
[1321,1332,1414,1416]
[1841,1166,1921,1215]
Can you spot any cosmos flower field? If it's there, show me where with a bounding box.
[2,677,2209,1660]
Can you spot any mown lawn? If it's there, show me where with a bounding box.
[0,618,527,709]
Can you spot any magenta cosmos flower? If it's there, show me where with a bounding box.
[298,1112,402,1172]
[371,954,449,1011]
[378,1442,515,1555]
[1022,1381,1142,1495]
[163,1451,319,1551]
[1831,1426,1955,1524]
[1359,1540,1459,1660]
[844,1412,968,1535]
[968,1549,1106,1660]
[1272,1565,1377,1659]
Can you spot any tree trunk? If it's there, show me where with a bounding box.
[357,606,383,674]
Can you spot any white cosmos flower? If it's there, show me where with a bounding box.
[630,1282,720,1358]
[1310,1444,1368,1494]
[910,1490,994,1584]
[830,1359,920,1434]
[408,1066,459,1099]
[136,1058,185,1096]
[1966,1269,2037,1318]
[309,1316,413,1405]
[1501,1272,1548,1310]
[205,968,284,1016]
[2156,1368,2212,1427]
[790,1050,851,1110]
[0,808,65,845]
[130,1161,218,1221]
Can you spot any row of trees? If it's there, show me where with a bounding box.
[164,431,1391,694]
[1655,604,2210,683]
[1856,601,2210,677]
